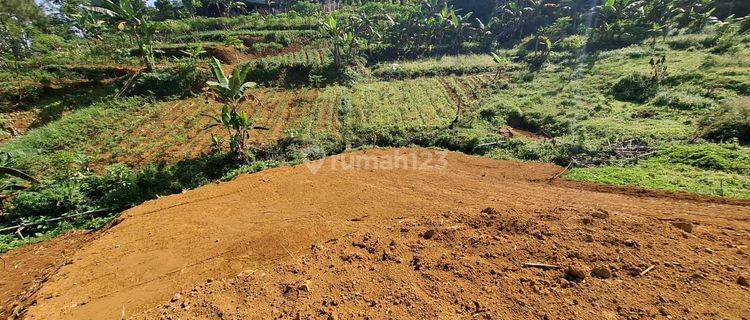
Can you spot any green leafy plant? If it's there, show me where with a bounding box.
[205,58,268,163]
[85,0,157,70]
[649,55,668,84]
[611,73,659,103]
[319,15,361,68]
[0,152,38,214]
[490,52,507,79]
[223,35,245,50]
[308,74,325,88]
[179,45,206,66]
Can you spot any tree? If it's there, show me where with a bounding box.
[154,0,181,20]
[205,0,245,17]
[319,15,360,68]
[85,0,156,70]
[205,58,268,163]
[181,0,201,17]
[0,0,43,68]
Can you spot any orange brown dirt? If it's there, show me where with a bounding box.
[1,148,749,319]
[0,232,92,319]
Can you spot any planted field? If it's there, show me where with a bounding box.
[373,54,518,79]
[4,74,495,172]
[95,89,328,168]
[348,77,461,128]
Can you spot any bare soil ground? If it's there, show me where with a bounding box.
[1,148,749,319]
[0,232,92,319]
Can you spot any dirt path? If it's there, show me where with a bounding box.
[2,148,749,319]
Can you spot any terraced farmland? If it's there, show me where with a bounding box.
[53,74,494,169]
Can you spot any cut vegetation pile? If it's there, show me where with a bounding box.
[2,149,748,319]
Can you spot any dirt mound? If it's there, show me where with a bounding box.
[205,46,246,65]
[3,148,749,319]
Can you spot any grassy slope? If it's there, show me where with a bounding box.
[481,42,750,198]
[3,43,749,198]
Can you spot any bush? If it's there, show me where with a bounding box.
[129,65,207,98]
[554,35,587,52]
[611,73,658,103]
[586,24,650,51]
[697,97,750,144]
[223,35,245,50]
[290,0,321,15]
[251,41,284,53]
[653,91,715,110]
[9,182,85,219]
[31,34,65,54]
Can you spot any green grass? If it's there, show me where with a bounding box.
[0,97,149,177]
[565,143,750,199]
[373,54,519,79]
[470,39,750,198]
[566,161,750,199]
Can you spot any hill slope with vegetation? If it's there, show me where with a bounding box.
[0,0,748,254]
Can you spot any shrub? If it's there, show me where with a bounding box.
[653,91,715,110]
[334,65,367,86]
[9,181,85,219]
[223,35,245,50]
[696,97,750,144]
[611,73,658,103]
[290,0,321,15]
[129,65,207,98]
[30,34,65,54]
[554,35,587,52]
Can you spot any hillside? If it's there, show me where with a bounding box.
[2,148,749,319]
[1,0,750,318]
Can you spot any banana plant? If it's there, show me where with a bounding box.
[206,0,246,17]
[205,58,268,163]
[491,52,507,79]
[179,45,206,66]
[686,0,716,32]
[85,0,156,71]
[319,15,361,68]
